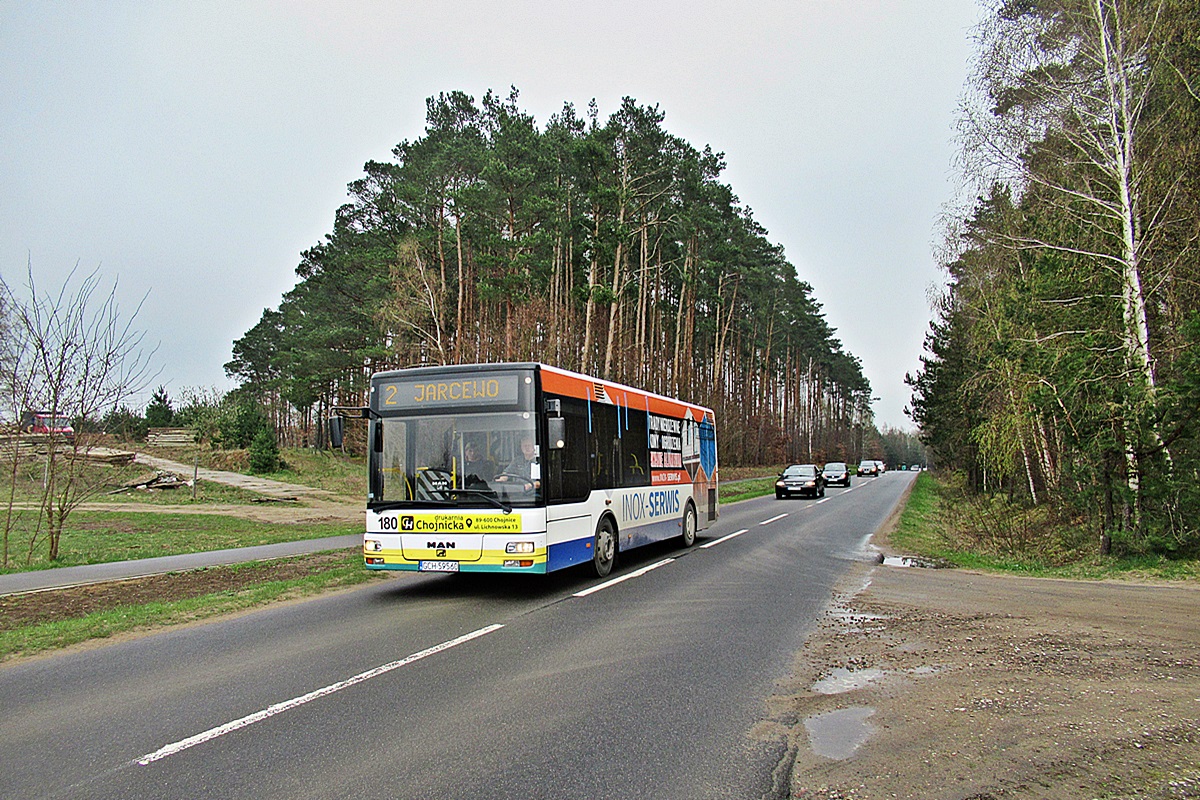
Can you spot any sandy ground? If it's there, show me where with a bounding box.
[763,559,1200,799]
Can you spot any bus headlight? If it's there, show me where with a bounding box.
[505,542,535,554]
[365,538,383,552]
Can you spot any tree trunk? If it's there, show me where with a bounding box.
[582,209,601,374]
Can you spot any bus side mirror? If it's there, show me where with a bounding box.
[329,416,344,449]
[547,417,565,450]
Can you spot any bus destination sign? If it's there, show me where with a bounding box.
[376,373,521,411]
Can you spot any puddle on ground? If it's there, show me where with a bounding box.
[881,555,940,568]
[827,607,888,626]
[811,667,884,695]
[804,706,875,760]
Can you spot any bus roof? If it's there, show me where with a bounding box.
[372,362,715,421]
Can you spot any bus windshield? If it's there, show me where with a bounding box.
[374,412,541,508]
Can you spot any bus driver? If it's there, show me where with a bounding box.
[495,434,539,492]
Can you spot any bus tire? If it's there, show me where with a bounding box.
[593,517,617,578]
[680,501,697,548]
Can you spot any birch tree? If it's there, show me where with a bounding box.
[962,0,1178,517]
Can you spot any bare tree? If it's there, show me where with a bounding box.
[0,286,34,568]
[1,264,156,562]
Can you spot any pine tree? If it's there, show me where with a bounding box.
[145,386,173,428]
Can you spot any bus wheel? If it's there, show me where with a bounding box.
[680,502,697,547]
[593,518,617,578]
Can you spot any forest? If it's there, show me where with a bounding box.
[907,0,1200,555]
[225,90,875,467]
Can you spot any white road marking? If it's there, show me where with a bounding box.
[700,529,749,549]
[573,558,675,597]
[759,513,788,525]
[135,624,505,766]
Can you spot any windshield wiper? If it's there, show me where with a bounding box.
[370,501,415,512]
[370,499,456,512]
[370,493,512,514]
[446,488,513,514]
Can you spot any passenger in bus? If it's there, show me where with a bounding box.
[496,434,539,491]
[462,437,496,485]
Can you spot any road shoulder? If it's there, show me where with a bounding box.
[769,562,1200,798]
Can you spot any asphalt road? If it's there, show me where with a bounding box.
[0,472,915,800]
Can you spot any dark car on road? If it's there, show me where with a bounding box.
[857,460,879,477]
[775,464,825,499]
[822,461,851,487]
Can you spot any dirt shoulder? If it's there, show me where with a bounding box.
[54,499,362,525]
[769,560,1200,799]
[0,550,358,631]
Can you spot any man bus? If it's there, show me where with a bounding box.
[332,362,718,578]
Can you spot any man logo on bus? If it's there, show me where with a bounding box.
[401,516,415,531]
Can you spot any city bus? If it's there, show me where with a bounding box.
[333,362,718,577]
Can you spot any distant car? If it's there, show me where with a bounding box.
[822,461,851,487]
[875,460,886,474]
[776,464,825,498]
[20,411,74,441]
[857,460,879,477]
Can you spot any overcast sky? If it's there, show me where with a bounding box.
[1,1,984,430]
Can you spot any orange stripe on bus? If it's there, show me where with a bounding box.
[539,365,712,420]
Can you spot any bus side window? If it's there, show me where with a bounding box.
[623,407,650,487]
[547,395,589,503]
[591,403,618,491]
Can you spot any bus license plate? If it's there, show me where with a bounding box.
[419,561,460,573]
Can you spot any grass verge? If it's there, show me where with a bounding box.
[887,471,1200,582]
[0,550,384,662]
[719,477,778,504]
[1,513,361,574]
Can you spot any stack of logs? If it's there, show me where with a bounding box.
[0,435,136,465]
[146,428,196,446]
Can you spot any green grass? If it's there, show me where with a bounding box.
[719,477,779,504]
[1,458,276,507]
[92,478,271,506]
[0,551,382,660]
[133,444,367,500]
[888,471,948,556]
[1,512,360,574]
[2,443,368,573]
[887,471,1200,582]
[258,448,366,498]
[0,445,374,658]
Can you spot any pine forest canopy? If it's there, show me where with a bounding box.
[226,89,873,467]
